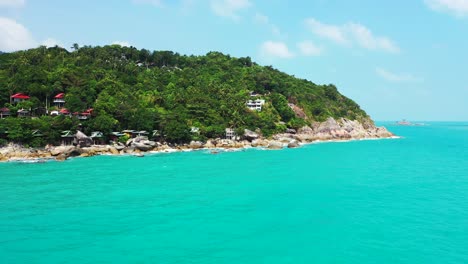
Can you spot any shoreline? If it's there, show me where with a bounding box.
[0,134,399,164]
[0,117,397,163]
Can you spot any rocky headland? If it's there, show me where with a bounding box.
[0,118,395,162]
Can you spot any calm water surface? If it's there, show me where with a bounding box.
[1,122,467,263]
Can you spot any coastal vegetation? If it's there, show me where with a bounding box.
[0,44,370,147]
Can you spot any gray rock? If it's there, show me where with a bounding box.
[124,147,135,154]
[251,139,268,147]
[50,146,74,156]
[297,126,314,134]
[75,131,93,148]
[267,141,283,150]
[133,142,153,151]
[317,117,341,133]
[287,140,300,148]
[142,140,156,147]
[125,138,134,147]
[109,147,120,155]
[204,140,216,148]
[114,144,125,151]
[244,129,259,141]
[189,141,203,149]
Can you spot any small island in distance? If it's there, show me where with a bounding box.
[0,44,394,161]
[396,119,427,126]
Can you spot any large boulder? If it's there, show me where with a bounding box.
[114,143,125,151]
[189,141,203,149]
[54,147,83,161]
[126,138,134,146]
[141,140,156,147]
[204,140,216,148]
[125,136,157,151]
[133,142,153,151]
[287,140,300,148]
[316,117,341,133]
[244,129,260,141]
[109,147,120,155]
[75,131,93,148]
[267,141,284,150]
[375,127,394,138]
[216,139,235,148]
[251,139,269,147]
[50,146,75,156]
[297,126,314,134]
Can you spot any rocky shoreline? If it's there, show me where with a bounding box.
[0,118,395,162]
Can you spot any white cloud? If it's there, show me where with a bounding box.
[305,18,348,45]
[305,18,400,53]
[376,67,422,83]
[0,17,37,52]
[260,41,294,59]
[211,0,252,21]
[112,41,131,47]
[347,23,400,53]
[425,0,468,17]
[297,41,323,56]
[0,0,25,8]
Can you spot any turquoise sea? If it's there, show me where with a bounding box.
[1,122,468,263]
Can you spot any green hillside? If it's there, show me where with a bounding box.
[0,45,370,146]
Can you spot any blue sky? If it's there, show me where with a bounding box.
[1,0,468,121]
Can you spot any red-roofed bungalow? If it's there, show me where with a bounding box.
[59,108,70,115]
[53,93,65,107]
[11,93,30,103]
[77,109,93,120]
[0,107,10,118]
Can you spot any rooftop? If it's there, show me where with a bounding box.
[54,93,65,99]
[11,93,30,99]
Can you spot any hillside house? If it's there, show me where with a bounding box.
[122,130,136,138]
[191,127,200,134]
[225,128,237,140]
[76,108,93,120]
[246,99,265,111]
[90,131,104,145]
[110,132,125,142]
[11,93,30,103]
[17,109,30,118]
[61,130,75,146]
[0,108,10,119]
[59,108,70,116]
[53,93,65,108]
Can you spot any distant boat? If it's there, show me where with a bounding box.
[396,120,427,126]
[396,119,412,126]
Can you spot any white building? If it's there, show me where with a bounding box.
[246,99,265,111]
[225,128,237,140]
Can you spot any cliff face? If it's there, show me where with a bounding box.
[299,117,393,141]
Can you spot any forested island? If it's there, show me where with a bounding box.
[0,44,393,160]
